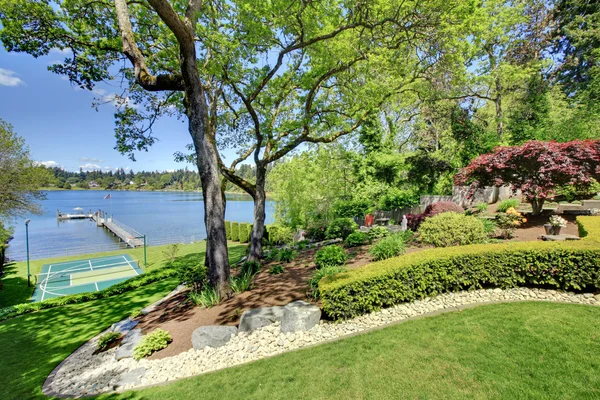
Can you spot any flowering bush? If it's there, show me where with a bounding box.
[455,140,600,215]
[423,201,464,218]
[405,213,426,231]
[549,215,567,228]
[495,207,527,238]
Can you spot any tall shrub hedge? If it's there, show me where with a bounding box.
[225,220,232,240]
[239,223,250,243]
[231,222,240,242]
[319,216,600,320]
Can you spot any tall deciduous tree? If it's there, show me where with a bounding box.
[1,0,234,291]
[208,0,470,261]
[454,140,600,215]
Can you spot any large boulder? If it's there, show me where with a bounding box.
[110,318,139,335]
[115,328,143,361]
[117,367,146,387]
[281,301,321,333]
[192,326,238,350]
[239,306,284,333]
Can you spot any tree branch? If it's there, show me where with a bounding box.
[114,0,184,91]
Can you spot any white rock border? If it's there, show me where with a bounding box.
[44,288,599,397]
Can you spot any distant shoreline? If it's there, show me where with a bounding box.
[38,187,270,198]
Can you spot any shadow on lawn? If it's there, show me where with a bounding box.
[0,262,33,307]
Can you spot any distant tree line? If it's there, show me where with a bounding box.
[43,164,263,193]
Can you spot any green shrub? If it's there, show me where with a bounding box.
[269,264,285,275]
[175,263,207,291]
[368,226,389,241]
[266,224,294,245]
[241,260,261,275]
[306,224,327,242]
[189,287,221,308]
[277,248,297,263]
[264,248,279,262]
[97,331,121,352]
[345,231,369,247]
[319,216,600,320]
[296,240,309,250]
[231,222,240,241]
[497,199,520,213]
[314,245,347,269]
[133,329,172,360]
[129,309,143,319]
[239,223,250,243]
[479,218,497,236]
[0,267,178,322]
[418,213,487,247]
[247,224,253,242]
[225,220,232,240]
[368,233,407,261]
[475,202,489,213]
[325,218,358,240]
[308,266,347,300]
[230,271,255,293]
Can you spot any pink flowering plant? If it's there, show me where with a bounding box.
[454,140,600,215]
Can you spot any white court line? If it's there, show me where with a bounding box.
[123,256,140,275]
[94,282,99,291]
[41,264,52,302]
[89,260,94,271]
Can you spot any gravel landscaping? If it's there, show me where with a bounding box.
[45,287,599,397]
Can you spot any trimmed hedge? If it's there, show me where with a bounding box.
[231,222,240,242]
[0,267,177,322]
[225,220,232,240]
[239,223,250,243]
[247,224,254,242]
[319,216,600,320]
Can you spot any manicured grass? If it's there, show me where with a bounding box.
[100,302,600,400]
[0,241,245,307]
[0,277,178,400]
[0,245,245,400]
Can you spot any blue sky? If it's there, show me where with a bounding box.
[0,46,238,173]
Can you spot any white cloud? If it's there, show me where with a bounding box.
[36,160,59,168]
[79,163,101,171]
[0,68,25,87]
[50,48,72,55]
[80,157,104,163]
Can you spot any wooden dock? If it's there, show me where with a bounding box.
[56,210,93,220]
[92,211,144,248]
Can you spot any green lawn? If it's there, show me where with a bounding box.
[0,241,245,307]
[98,302,600,400]
[0,244,245,400]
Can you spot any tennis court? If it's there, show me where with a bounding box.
[32,254,144,302]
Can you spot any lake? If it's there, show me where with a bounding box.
[6,190,274,261]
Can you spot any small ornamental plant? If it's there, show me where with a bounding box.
[495,207,527,239]
[549,215,567,228]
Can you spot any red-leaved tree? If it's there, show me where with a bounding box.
[454,140,600,215]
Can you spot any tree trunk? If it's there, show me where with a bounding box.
[531,198,544,216]
[248,165,267,262]
[191,124,230,292]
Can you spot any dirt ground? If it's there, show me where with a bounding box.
[135,210,580,359]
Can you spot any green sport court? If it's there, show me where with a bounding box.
[32,254,144,302]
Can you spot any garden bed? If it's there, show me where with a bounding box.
[134,213,583,359]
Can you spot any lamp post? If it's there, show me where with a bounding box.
[25,219,31,287]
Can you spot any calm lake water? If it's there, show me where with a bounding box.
[7,191,274,261]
